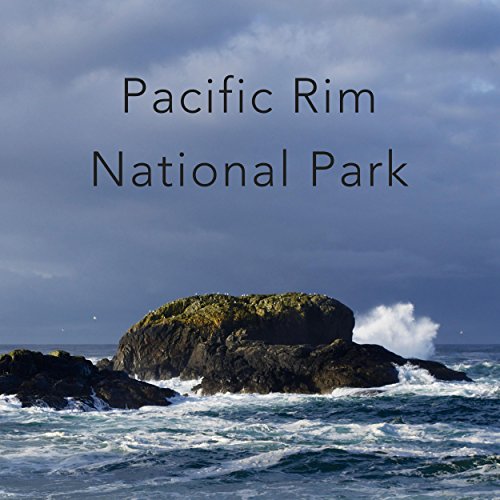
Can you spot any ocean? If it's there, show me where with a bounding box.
[0,344,498,499]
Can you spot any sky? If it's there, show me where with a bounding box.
[0,0,499,344]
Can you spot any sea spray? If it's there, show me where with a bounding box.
[353,303,438,359]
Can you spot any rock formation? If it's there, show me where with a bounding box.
[0,349,177,410]
[194,339,470,394]
[113,293,354,379]
[112,293,470,393]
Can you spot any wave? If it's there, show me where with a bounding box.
[353,303,438,359]
[0,365,498,500]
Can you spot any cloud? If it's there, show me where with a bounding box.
[0,1,498,343]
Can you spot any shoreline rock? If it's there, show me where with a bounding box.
[112,293,471,394]
[0,349,178,410]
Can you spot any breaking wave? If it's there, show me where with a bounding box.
[353,303,438,359]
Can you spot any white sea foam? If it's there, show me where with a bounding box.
[86,357,102,365]
[390,364,500,398]
[396,362,436,384]
[353,302,438,359]
[64,393,111,412]
[0,385,498,486]
[145,377,203,396]
[0,394,22,411]
[165,447,300,483]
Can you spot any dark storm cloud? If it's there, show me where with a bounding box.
[0,1,498,343]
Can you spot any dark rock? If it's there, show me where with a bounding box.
[195,340,471,395]
[0,349,178,410]
[112,292,471,394]
[114,293,355,379]
[95,358,113,371]
[94,375,177,410]
[0,374,21,394]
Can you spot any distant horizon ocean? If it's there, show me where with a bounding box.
[1,342,493,353]
[0,343,499,498]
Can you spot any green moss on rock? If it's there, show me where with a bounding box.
[136,292,345,332]
[115,292,355,379]
[48,350,71,358]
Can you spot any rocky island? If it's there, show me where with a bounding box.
[0,293,471,409]
[113,293,470,394]
[0,349,177,409]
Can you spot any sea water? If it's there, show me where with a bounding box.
[0,344,498,499]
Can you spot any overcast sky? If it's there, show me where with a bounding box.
[0,0,499,344]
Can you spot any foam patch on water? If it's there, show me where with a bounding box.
[390,364,499,398]
[0,395,22,411]
[353,303,438,359]
[65,393,111,412]
[166,447,300,483]
[396,363,437,384]
[145,377,203,396]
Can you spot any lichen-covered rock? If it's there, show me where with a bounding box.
[0,349,177,410]
[113,293,354,379]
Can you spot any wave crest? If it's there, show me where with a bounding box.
[353,303,438,359]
